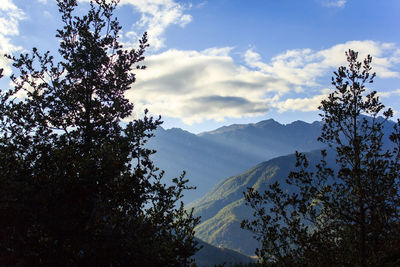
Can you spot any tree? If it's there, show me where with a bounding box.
[241,50,400,266]
[0,0,199,265]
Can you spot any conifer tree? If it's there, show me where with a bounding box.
[242,50,400,266]
[0,0,199,265]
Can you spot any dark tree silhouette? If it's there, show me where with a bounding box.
[242,50,400,266]
[0,0,199,266]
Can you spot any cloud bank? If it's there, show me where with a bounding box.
[127,41,400,124]
[127,48,277,124]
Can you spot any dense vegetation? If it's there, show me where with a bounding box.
[0,0,199,265]
[242,50,400,266]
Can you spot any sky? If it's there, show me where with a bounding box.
[1,0,399,133]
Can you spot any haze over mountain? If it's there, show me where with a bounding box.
[148,119,324,202]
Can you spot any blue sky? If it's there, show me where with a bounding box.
[1,0,399,133]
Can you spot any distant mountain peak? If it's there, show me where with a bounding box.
[197,123,248,136]
[197,118,325,137]
[198,119,284,136]
[254,118,281,128]
[288,119,308,125]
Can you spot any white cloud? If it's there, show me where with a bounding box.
[0,0,25,75]
[245,40,400,88]
[378,89,400,98]
[273,90,330,113]
[126,48,288,124]
[274,87,400,114]
[124,40,399,123]
[79,0,192,51]
[321,0,347,8]
[121,0,192,51]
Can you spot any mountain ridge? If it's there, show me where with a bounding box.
[148,119,326,203]
[149,116,395,203]
[197,118,322,136]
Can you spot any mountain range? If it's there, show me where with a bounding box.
[148,119,324,203]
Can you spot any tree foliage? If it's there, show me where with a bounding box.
[242,50,400,266]
[0,0,199,265]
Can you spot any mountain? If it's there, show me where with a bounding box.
[199,119,323,161]
[189,116,396,255]
[193,238,254,267]
[148,119,325,203]
[149,117,396,204]
[189,151,335,256]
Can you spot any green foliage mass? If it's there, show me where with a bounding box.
[0,0,199,265]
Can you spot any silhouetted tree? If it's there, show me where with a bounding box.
[242,50,400,266]
[0,0,199,266]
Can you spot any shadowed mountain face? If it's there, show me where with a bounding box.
[147,119,325,203]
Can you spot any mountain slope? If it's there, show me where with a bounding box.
[190,151,333,255]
